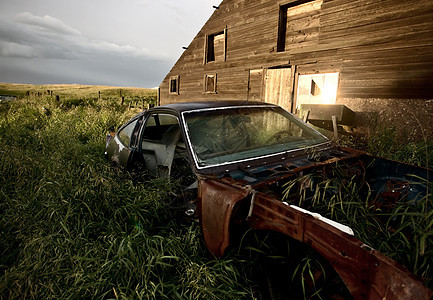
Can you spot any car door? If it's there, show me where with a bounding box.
[106,115,144,168]
[139,113,182,177]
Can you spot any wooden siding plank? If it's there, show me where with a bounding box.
[321,0,432,27]
[320,11,433,41]
[160,0,433,103]
[321,0,431,17]
[339,86,433,99]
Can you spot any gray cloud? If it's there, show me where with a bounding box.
[0,12,173,87]
[0,12,157,59]
[16,12,82,36]
[0,1,218,87]
[0,53,171,88]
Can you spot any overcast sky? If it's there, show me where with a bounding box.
[0,0,219,88]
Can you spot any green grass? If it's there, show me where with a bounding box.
[0,84,251,299]
[1,83,431,298]
[282,162,433,291]
[340,126,433,169]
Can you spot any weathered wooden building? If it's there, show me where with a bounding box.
[159,0,433,138]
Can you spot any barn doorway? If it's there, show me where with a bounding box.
[248,67,295,112]
[295,72,339,111]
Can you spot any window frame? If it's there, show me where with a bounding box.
[169,75,180,95]
[277,0,323,52]
[117,118,141,148]
[140,113,180,142]
[204,74,217,94]
[204,27,227,64]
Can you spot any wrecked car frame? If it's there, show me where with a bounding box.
[106,101,432,299]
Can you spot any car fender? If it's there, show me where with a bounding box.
[249,194,432,299]
[198,179,249,257]
[198,178,432,299]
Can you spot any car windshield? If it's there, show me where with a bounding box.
[183,105,328,168]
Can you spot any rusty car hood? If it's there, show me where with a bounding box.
[196,145,433,299]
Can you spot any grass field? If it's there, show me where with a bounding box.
[0,83,252,299]
[0,83,431,298]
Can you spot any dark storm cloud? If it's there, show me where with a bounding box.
[0,12,172,87]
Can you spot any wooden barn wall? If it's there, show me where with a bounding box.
[159,0,433,134]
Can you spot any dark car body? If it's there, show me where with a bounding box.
[106,101,432,299]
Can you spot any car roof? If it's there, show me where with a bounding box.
[151,100,276,114]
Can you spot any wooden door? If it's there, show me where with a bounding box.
[248,69,264,101]
[264,68,294,112]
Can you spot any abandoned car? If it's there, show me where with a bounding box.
[105,101,432,299]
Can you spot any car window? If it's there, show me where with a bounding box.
[130,117,144,148]
[183,106,328,168]
[118,119,138,147]
[142,114,179,141]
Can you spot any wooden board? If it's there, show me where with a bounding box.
[160,0,433,104]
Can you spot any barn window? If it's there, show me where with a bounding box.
[204,74,217,93]
[296,72,339,109]
[169,76,179,95]
[277,0,323,52]
[204,28,227,63]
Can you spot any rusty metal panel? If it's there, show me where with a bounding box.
[248,195,433,299]
[249,194,304,241]
[198,179,249,257]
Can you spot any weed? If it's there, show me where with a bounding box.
[0,84,250,299]
[1,83,431,298]
[281,161,433,290]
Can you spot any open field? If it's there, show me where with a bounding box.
[0,82,157,99]
[0,83,432,298]
[0,83,252,299]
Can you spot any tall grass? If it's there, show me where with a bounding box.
[1,83,431,298]
[340,126,433,169]
[0,85,251,299]
[282,164,433,291]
